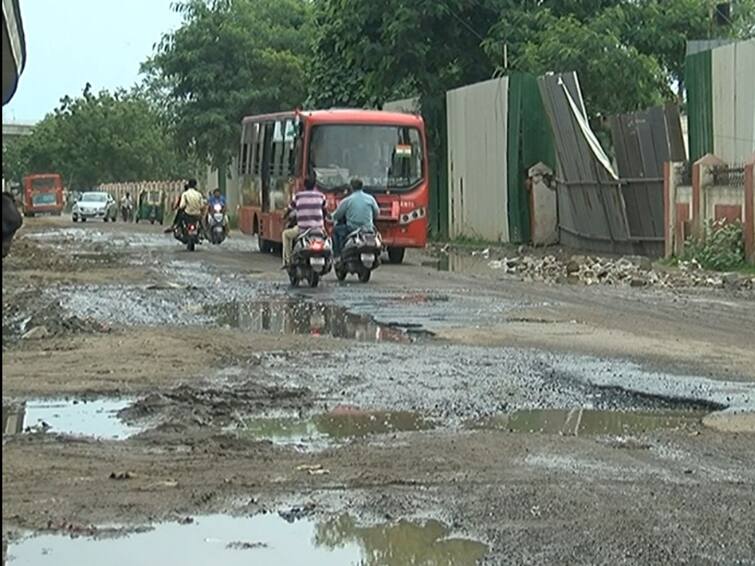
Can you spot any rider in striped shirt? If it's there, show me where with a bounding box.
[282,176,327,267]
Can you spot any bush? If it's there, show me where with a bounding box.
[682,219,745,271]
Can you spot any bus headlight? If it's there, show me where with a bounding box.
[399,207,426,225]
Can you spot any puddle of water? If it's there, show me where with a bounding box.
[2,399,138,439]
[426,253,495,273]
[477,408,705,436]
[211,299,424,343]
[238,410,435,449]
[9,513,487,566]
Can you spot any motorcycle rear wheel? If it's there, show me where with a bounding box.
[358,269,372,283]
[308,273,320,288]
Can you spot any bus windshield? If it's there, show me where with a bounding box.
[31,177,57,190]
[308,125,423,192]
[31,193,57,205]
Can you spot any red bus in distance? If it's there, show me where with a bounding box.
[22,173,64,217]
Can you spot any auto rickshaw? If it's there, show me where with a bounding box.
[135,188,166,225]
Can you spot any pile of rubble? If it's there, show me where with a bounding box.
[483,253,754,290]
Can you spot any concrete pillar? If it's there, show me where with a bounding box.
[664,161,674,258]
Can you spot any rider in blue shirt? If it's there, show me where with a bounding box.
[332,178,379,256]
[208,188,226,209]
[207,188,228,236]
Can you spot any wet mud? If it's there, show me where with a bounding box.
[4,218,755,565]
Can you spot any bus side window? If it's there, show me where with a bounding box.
[253,123,265,176]
[270,120,284,177]
[239,123,249,174]
[250,123,259,175]
[283,119,295,176]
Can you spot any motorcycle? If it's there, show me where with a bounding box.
[335,227,383,283]
[207,203,226,245]
[288,228,333,288]
[173,215,201,251]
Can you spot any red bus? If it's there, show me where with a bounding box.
[22,173,64,217]
[237,109,429,263]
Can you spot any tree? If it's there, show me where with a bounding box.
[143,0,313,178]
[2,85,195,190]
[484,8,668,117]
[308,0,754,120]
[306,0,506,108]
[606,0,755,96]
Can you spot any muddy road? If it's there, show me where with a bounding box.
[3,217,754,565]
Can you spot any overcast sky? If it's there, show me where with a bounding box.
[3,0,181,123]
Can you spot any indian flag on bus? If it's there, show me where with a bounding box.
[395,144,412,157]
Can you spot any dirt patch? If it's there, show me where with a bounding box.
[120,380,313,429]
[1,327,336,396]
[2,232,150,287]
[2,289,112,348]
[438,320,755,379]
[2,237,83,273]
[429,244,755,293]
[703,409,755,433]
[3,427,754,564]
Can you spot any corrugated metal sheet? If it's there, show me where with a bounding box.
[712,42,738,163]
[609,104,686,239]
[685,50,714,162]
[539,73,662,255]
[507,72,556,243]
[711,39,755,163]
[446,77,509,241]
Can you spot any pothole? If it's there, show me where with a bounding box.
[2,399,139,439]
[210,299,431,342]
[425,253,493,273]
[8,513,488,565]
[475,408,705,436]
[234,407,436,451]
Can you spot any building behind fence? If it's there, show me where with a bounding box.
[665,155,755,263]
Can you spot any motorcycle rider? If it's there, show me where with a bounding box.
[332,178,379,256]
[281,175,327,268]
[166,179,205,234]
[207,187,228,237]
[120,192,134,221]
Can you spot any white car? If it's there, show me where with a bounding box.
[72,192,117,223]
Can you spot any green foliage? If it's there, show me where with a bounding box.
[607,0,755,92]
[309,0,754,120]
[682,219,746,271]
[485,8,668,117]
[306,0,503,109]
[2,84,196,190]
[144,0,312,170]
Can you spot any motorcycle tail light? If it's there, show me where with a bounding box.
[310,240,324,251]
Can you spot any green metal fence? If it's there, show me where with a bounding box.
[507,72,556,243]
